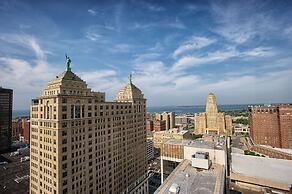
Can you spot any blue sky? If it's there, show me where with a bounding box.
[0,0,292,110]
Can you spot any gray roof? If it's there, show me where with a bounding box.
[54,70,84,82]
[155,160,224,194]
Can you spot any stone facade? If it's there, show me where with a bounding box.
[249,105,292,148]
[29,67,148,194]
[153,128,191,149]
[194,93,232,135]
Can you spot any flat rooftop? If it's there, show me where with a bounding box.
[154,129,189,135]
[0,152,29,194]
[164,139,224,150]
[155,160,224,194]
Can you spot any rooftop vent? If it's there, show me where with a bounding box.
[169,183,180,193]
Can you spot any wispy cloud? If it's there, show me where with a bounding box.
[85,24,116,42]
[130,18,185,30]
[172,49,238,71]
[88,9,97,16]
[173,36,216,57]
[210,1,277,44]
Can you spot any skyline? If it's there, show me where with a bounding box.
[1,0,292,110]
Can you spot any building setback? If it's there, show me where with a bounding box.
[0,87,13,153]
[194,93,232,135]
[29,61,148,194]
[249,105,292,149]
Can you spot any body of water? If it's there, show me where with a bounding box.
[13,104,249,118]
[147,104,249,114]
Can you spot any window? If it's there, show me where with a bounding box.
[62,98,67,103]
[75,105,81,118]
[62,114,67,119]
[62,106,67,112]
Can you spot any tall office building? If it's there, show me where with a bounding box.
[154,112,175,130]
[29,60,148,194]
[194,93,232,135]
[0,87,13,153]
[249,105,292,148]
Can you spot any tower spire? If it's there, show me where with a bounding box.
[65,54,72,71]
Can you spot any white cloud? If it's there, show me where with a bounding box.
[130,19,185,30]
[109,44,133,53]
[88,9,97,16]
[0,35,61,109]
[172,49,238,71]
[133,53,161,64]
[172,46,275,71]
[173,36,216,57]
[85,24,116,42]
[211,1,277,44]
[241,47,275,57]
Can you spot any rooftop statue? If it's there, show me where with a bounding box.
[65,54,72,71]
[128,74,132,84]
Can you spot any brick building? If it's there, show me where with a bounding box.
[154,120,166,131]
[155,112,175,130]
[146,120,154,131]
[249,105,292,148]
[11,118,30,144]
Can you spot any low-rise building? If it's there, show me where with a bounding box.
[11,118,30,144]
[153,128,192,149]
[230,152,292,192]
[160,138,226,183]
[233,124,249,135]
[155,159,225,194]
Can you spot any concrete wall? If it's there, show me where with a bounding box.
[231,153,292,184]
[184,146,226,165]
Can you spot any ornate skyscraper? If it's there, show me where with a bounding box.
[29,60,148,194]
[194,93,232,135]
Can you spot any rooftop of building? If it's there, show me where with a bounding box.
[154,128,189,135]
[154,159,224,194]
[258,145,292,155]
[231,153,292,189]
[164,139,225,150]
[248,104,292,109]
[0,151,29,194]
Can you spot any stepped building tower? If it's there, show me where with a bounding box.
[194,93,232,135]
[29,58,148,194]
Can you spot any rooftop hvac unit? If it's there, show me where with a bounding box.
[191,151,211,170]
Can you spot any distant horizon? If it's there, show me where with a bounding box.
[13,101,292,111]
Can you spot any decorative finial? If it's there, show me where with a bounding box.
[128,74,132,84]
[65,54,72,71]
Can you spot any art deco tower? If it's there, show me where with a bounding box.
[30,58,148,194]
[194,92,232,135]
[205,93,218,114]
